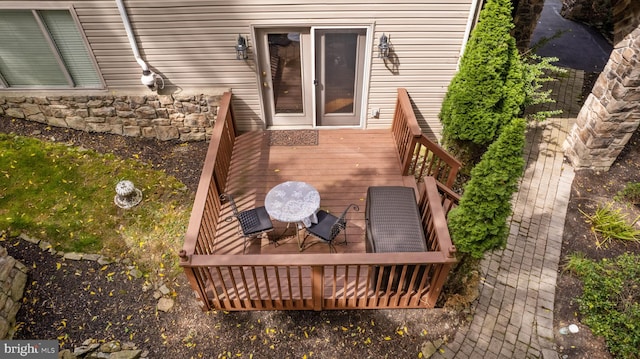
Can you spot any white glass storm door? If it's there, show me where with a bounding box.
[256,28,313,128]
[313,28,367,127]
[256,27,367,128]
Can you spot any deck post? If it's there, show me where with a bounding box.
[180,251,211,311]
[311,266,324,311]
[424,261,454,307]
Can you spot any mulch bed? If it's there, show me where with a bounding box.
[0,117,464,358]
[552,71,640,358]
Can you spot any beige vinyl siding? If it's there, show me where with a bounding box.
[2,0,475,136]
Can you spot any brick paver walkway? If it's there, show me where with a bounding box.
[431,69,583,359]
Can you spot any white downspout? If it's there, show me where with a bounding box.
[458,0,483,69]
[116,0,163,90]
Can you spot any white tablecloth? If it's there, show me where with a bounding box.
[265,181,320,227]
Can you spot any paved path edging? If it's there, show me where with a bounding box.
[432,118,575,359]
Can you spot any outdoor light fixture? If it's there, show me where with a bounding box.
[235,34,248,60]
[378,33,390,59]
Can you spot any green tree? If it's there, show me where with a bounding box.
[439,0,525,169]
[521,53,566,121]
[447,117,526,258]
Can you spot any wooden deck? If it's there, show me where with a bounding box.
[180,89,461,311]
[215,129,415,256]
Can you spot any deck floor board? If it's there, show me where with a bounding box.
[215,129,409,256]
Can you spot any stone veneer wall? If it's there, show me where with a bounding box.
[0,246,27,340]
[0,91,225,142]
[563,0,640,170]
[614,0,640,43]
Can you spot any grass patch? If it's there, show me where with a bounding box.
[565,252,640,358]
[0,134,193,279]
[580,203,640,248]
[616,182,640,204]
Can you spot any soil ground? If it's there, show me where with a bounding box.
[552,72,640,358]
[2,72,638,357]
[0,118,465,358]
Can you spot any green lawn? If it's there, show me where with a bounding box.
[0,134,193,278]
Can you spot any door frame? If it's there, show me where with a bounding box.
[252,24,373,129]
[311,26,371,128]
[254,27,313,128]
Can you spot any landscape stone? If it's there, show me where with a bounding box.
[0,317,8,339]
[158,284,171,295]
[0,247,25,340]
[100,340,121,353]
[0,257,16,278]
[421,341,438,358]
[97,257,114,265]
[129,268,143,279]
[64,252,83,261]
[59,349,75,359]
[5,108,24,119]
[46,116,68,128]
[157,297,174,312]
[10,271,27,301]
[109,350,143,359]
[74,343,100,356]
[21,103,41,116]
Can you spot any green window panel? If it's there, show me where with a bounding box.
[0,9,101,88]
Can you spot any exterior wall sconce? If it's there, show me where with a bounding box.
[235,34,249,60]
[378,33,390,59]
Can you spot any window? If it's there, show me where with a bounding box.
[0,9,101,88]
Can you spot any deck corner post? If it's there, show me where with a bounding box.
[311,265,324,311]
[425,262,454,308]
[448,245,457,258]
[179,249,192,265]
[181,265,212,312]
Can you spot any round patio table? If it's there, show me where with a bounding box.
[265,181,320,250]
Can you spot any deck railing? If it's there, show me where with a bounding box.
[180,92,235,304]
[392,88,462,188]
[180,90,459,311]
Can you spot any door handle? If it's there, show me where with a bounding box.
[313,80,318,86]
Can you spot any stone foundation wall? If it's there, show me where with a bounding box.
[0,91,225,142]
[0,246,28,340]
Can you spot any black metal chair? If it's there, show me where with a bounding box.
[222,193,274,253]
[303,204,359,253]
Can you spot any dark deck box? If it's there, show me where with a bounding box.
[365,186,427,292]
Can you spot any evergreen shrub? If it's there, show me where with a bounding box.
[447,118,526,258]
[439,0,525,149]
